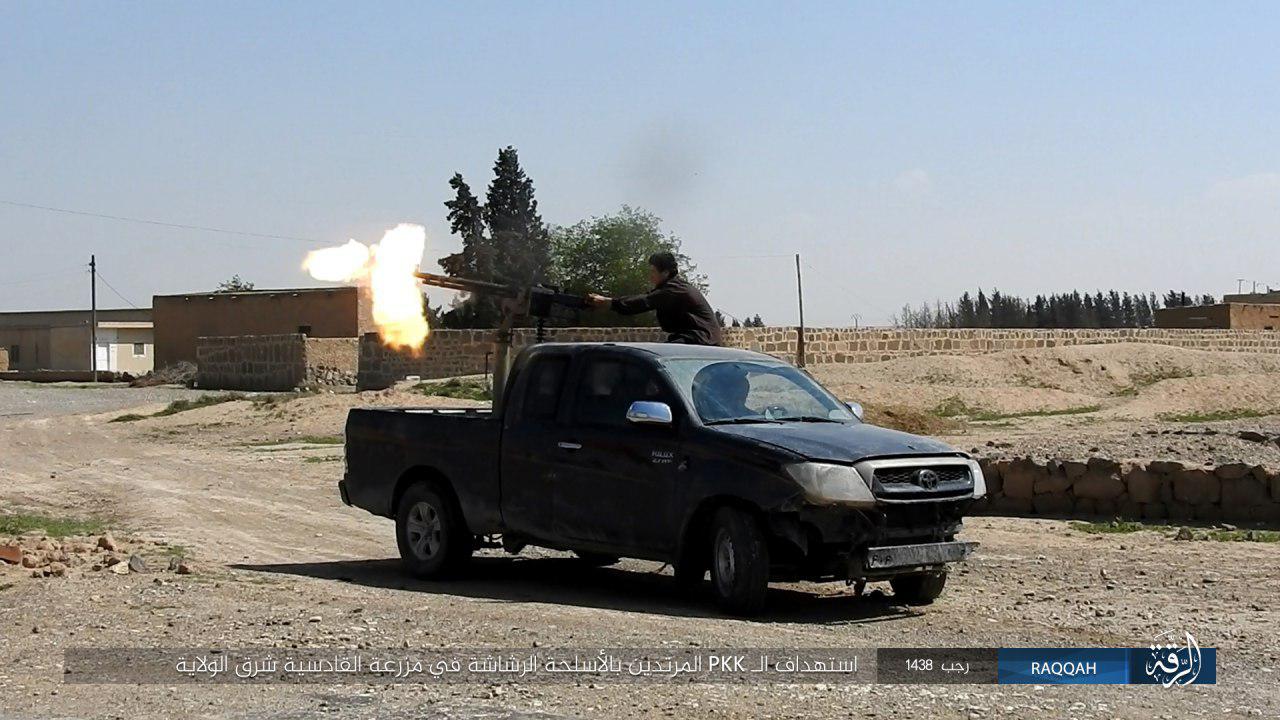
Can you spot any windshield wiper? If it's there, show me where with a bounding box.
[774,416,845,423]
[705,417,784,425]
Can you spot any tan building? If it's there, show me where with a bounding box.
[1155,302,1280,330]
[0,308,154,374]
[152,286,373,369]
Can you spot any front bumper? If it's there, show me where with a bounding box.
[863,540,977,570]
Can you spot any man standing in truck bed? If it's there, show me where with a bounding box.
[588,251,723,346]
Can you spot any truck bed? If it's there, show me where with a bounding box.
[342,406,503,531]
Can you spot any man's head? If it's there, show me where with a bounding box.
[647,251,678,286]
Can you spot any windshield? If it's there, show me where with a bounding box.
[663,358,856,425]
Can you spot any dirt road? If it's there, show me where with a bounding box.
[1,378,1277,719]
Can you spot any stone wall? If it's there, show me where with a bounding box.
[357,327,669,389]
[974,456,1280,525]
[196,335,361,391]
[196,334,307,391]
[357,326,1280,389]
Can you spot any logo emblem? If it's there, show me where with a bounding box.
[1144,631,1203,687]
[915,469,939,489]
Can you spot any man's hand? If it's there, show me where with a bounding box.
[588,293,612,309]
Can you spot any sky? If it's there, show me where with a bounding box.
[2,1,1278,326]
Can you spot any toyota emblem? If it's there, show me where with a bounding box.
[915,469,940,489]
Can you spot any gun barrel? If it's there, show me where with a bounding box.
[413,271,521,298]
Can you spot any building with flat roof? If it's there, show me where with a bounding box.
[152,286,373,369]
[0,308,154,373]
[1155,302,1280,330]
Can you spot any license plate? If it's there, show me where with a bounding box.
[864,541,977,569]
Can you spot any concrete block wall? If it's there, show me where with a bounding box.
[357,326,1280,389]
[195,334,307,391]
[196,335,361,391]
[357,327,668,389]
[975,456,1280,525]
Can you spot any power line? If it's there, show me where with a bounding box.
[0,199,323,245]
[94,268,140,309]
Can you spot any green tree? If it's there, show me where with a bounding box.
[549,206,703,327]
[214,275,254,293]
[438,147,551,328]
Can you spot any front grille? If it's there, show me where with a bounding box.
[875,466,971,487]
[870,463,973,501]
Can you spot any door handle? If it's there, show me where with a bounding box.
[557,441,582,451]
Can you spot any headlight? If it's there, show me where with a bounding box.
[967,458,987,499]
[784,462,876,506]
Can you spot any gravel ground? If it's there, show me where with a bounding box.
[2,371,1278,719]
[0,382,205,420]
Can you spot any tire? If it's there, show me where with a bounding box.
[573,551,620,567]
[673,558,706,595]
[890,570,948,605]
[395,483,471,579]
[673,529,708,595]
[708,507,770,616]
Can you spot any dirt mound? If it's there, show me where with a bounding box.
[812,343,1280,419]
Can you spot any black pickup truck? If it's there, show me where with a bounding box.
[340,342,984,615]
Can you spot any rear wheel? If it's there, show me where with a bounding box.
[396,483,471,578]
[573,551,620,567]
[890,570,948,605]
[708,507,770,615]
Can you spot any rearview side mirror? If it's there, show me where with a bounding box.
[626,401,673,426]
[846,401,865,421]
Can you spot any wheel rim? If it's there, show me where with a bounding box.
[405,501,443,560]
[713,528,736,593]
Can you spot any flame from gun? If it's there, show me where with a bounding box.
[302,223,431,351]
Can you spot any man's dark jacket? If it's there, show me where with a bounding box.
[611,274,723,346]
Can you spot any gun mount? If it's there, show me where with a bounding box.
[413,270,589,412]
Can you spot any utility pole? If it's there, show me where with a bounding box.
[1237,279,1245,294]
[795,253,805,367]
[90,255,97,383]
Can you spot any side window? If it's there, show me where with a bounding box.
[520,356,568,422]
[574,359,671,428]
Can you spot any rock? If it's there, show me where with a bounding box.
[1125,466,1163,504]
[109,561,130,575]
[1148,460,1191,475]
[21,552,46,569]
[1221,477,1269,509]
[1271,473,1280,502]
[1140,502,1167,519]
[0,543,21,565]
[48,562,67,577]
[1173,469,1220,505]
[1035,467,1072,495]
[1174,527,1195,541]
[1033,493,1073,516]
[1086,457,1120,474]
[127,554,147,573]
[167,556,181,572]
[1214,463,1252,480]
[1001,460,1041,500]
[175,561,195,575]
[1237,430,1268,443]
[97,534,119,552]
[1073,471,1125,500]
[1059,460,1088,479]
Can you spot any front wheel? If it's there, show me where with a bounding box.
[396,483,471,579]
[890,570,948,605]
[708,507,770,615]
